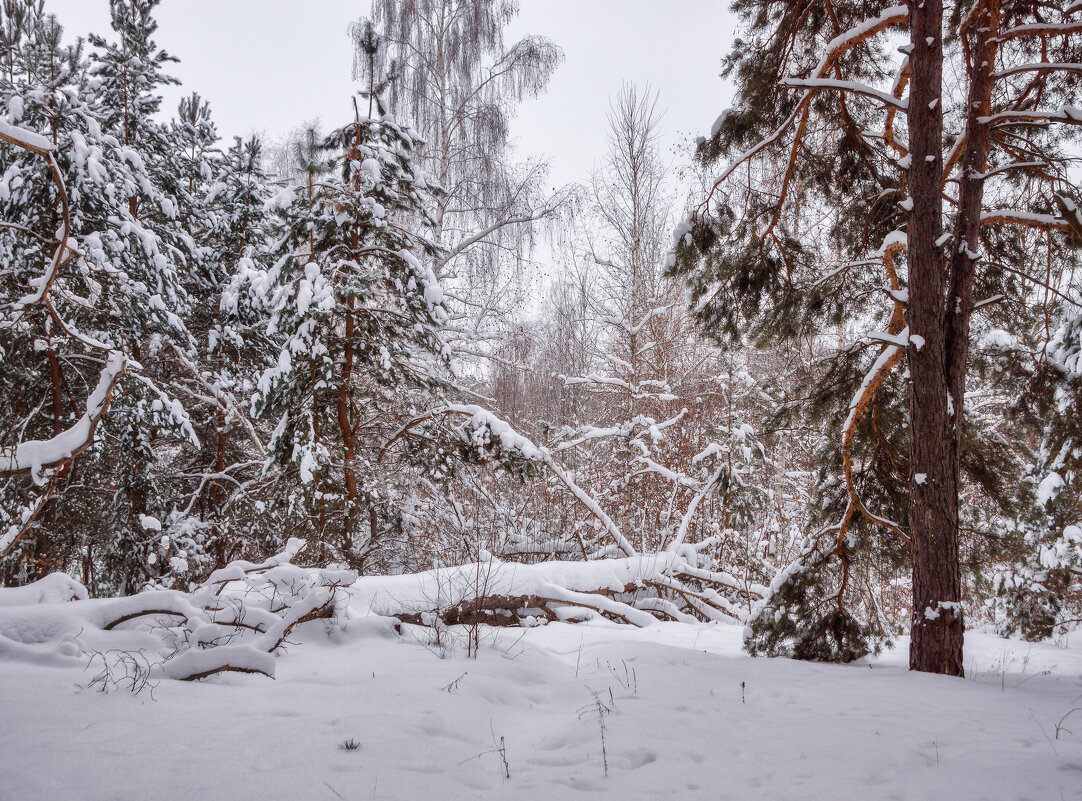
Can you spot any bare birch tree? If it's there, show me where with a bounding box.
[352,0,570,362]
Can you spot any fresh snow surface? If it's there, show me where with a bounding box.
[2,601,1081,801]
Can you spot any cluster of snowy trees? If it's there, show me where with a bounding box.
[1,0,1081,677]
[0,0,554,591]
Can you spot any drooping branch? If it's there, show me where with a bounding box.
[979,106,1082,127]
[0,118,54,156]
[980,210,1073,233]
[993,62,1082,78]
[883,58,911,156]
[171,346,265,457]
[0,121,76,314]
[993,22,1082,43]
[695,5,909,216]
[0,117,132,487]
[779,77,908,109]
[92,540,355,682]
[0,351,129,485]
[0,483,57,560]
[437,188,570,272]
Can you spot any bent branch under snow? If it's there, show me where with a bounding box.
[0,352,128,485]
[356,553,765,629]
[0,539,356,682]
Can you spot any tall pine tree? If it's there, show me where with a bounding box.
[671,0,1082,672]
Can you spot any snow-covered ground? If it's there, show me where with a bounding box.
[1,605,1080,801]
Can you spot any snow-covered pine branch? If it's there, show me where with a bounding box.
[0,352,128,485]
[778,78,909,110]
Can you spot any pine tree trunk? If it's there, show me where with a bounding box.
[210,406,228,570]
[906,0,964,676]
[338,299,357,557]
[341,141,363,561]
[312,368,325,541]
[211,407,226,509]
[32,346,67,578]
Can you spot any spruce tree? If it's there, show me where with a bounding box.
[151,129,277,587]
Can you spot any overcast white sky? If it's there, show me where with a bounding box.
[42,0,738,190]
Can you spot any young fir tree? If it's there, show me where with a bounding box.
[86,0,179,192]
[169,91,220,284]
[999,261,1082,639]
[150,131,277,588]
[80,0,212,593]
[671,0,1082,671]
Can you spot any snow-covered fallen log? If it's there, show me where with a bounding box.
[351,551,763,628]
[0,542,770,682]
[0,538,355,681]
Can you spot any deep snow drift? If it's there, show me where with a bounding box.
[1,596,1080,801]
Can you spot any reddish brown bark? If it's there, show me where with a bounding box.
[338,122,365,559]
[945,0,999,435]
[338,298,357,554]
[906,0,966,676]
[211,407,226,509]
[47,348,63,438]
[312,367,325,540]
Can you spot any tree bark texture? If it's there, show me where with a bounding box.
[906,0,964,676]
